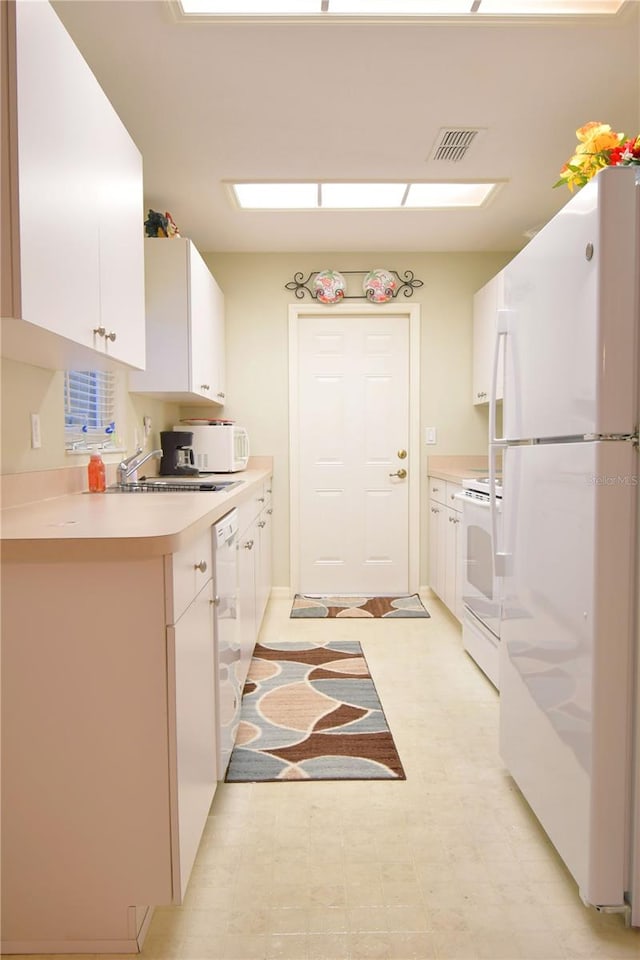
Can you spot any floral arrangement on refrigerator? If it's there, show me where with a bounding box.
[554,122,640,192]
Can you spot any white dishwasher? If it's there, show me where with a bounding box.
[213,509,241,779]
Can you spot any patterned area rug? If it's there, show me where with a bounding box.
[225,640,405,782]
[290,594,430,619]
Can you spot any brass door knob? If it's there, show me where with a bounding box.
[389,468,407,479]
[397,449,407,459]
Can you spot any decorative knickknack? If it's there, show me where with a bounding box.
[144,209,181,238]
[554,122,640,192]
[285,268,423,302]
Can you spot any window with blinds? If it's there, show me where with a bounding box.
[64,370,119,451]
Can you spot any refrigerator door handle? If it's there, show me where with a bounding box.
[490,309,510,577]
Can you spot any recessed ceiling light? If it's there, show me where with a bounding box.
[404,181,497,206]
[232,183,319,208]
[180,0,625,14]
[180,1,319,12]
[229,181,501,209]
[321,183,408,208]
[327,1,471,11]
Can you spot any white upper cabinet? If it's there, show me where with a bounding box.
[1,0,145,371]
[472,270,504,406]
[130,238,226,405]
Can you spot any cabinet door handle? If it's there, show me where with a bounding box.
[106,331,117,342]
[257,497,265,503]
[432,486,440,492]
[200,384,210,391]
[93,326,106,337]
[194,560,208,573]
[257,520,266,528]
[243,539,254,550]
[266,508,273,515]
[431,507,439,514]
[217,391,225,399]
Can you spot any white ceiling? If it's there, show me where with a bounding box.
[52,0,639,254]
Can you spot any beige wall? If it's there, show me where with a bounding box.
[1,249,513,589]
[0,356,180,475]
[183,251,513,589]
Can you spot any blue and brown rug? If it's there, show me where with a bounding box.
[225,640,405,782]
[291,594,430,619]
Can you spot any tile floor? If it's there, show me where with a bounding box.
[11,594,640,960]
[140,595,639,960]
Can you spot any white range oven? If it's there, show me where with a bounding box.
[458,477,503,689]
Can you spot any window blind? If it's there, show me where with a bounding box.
[64,370,117,450]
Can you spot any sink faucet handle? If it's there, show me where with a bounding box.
[121,446,143,467]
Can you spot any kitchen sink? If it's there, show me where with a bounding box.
[106,478,244,493]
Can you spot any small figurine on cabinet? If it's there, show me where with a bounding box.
[144,209,181,238]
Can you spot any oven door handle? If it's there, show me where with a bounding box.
[490,308,510,577]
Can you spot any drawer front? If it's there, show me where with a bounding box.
[446,481,463,511]
[171,528,212,624]
[238,480,270,533]
[428,477,446,504]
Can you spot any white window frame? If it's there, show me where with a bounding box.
[64,369,125,454]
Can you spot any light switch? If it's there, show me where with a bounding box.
[425,426,437,445]
[30,413,42,449]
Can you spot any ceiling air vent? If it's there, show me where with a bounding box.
[428,128,484,163]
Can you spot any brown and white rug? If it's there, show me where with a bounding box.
[225,640,405,782]
[290,594,430,619]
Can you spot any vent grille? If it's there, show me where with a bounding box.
[429,128,483,162]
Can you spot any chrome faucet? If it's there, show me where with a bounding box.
[117,447,163,484]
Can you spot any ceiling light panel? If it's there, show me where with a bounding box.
[477,0,624,11]
[180,1,319,13]
[327,1,473,12]
[321,183,407,208]
[233,183,319,208]
[180,0,624,13]
[404,182,496,206]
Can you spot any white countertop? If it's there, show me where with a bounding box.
[1,466,271,563]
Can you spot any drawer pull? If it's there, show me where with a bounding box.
[266,508,273,515]
[194,560,208,573]
[257,520,266,528]
[243,539,254,550]
[257,496,265,503]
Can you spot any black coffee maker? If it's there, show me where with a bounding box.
[159,430,199,476]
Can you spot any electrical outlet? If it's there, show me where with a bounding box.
[30,413,42,449]
[143,415,152,438]
[425,426,437,445]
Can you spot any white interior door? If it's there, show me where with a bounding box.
[290,306,419,596]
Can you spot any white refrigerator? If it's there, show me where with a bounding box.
[491,166,640,923]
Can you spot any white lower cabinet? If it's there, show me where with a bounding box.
[169,578,217,900]
[428,477,463,621]
[237,478,273,681]
[0,538,216,953]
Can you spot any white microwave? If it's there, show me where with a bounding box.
[177,424,250,473]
